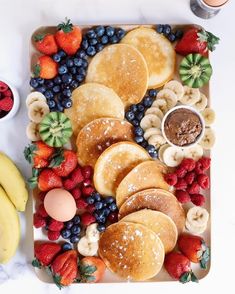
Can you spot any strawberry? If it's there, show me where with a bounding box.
[175,28,220,57]
[33,213,46,228]
[50,149,77,177]
[79,257,106,283]
[55,19,82,55]
[197,174,210,189]
[34,33,58,55]
[164,173,178,186]
[187,182,200,195]
[0,96,13,111]
[37,203,48,218]
[48,230,60,241]
[34,55,58,79]
[51,250,78,288]
[164,252,198,283]
[178,234,210,269]
[81,212,96,226]
[175,190,190,203]
[190,194,205,206]
[33,242,61,267]
[48,219,64,231]
[33,156,48,169]
[38,169,63,191]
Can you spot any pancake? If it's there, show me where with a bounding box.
[120,209,178,253]
[98,222,164,281]
[94,142,150,197]
[118,188,185,233]
[116,160,170,208]
[64,83,124,136]
[121,27,175,88]
[86,44,149,108]
[76,118,134,167]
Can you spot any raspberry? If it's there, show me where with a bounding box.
[81,165,93,179]
[174,178,187,190]
[71,187,81,199]
[48,219,64,231]
[47,230,60,241]
[198,157,211,171]
[184,172,195,185]
[187,182,200,195]
[0,97,13,111]
[82,186,95,197]
[190,194,205,206]
[108,212,118,223]
[33,213,46,228]
[81,212,96,226]
[63,178,76,190]
[175,166,187,178]
[82,179,92,187]
[179,158,196,172]
[164,173,178,186]
[71,168,84,183]
[37,204,48,218]
[86,204,96,213]
[76,198,88,209]
[3,89,12,97]
[195,161,204,174]
[197,174,210,189]
[175,190,191,203]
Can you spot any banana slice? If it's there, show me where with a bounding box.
[157,89,177,109]
[28,101,49,123]
[148,134,166,148]
[164,80,184,101]
[26,91,47,107]
[186,206,209,228]
[86,223,100,243]
[162,146,184,167]
[77,236,98,256]
[26,122,40,141]
[144,127,162,140]
[158,144,170,162]
[194,93,208,111]
[201,108,215,126]
[145,107,164,119]
[199,127,216,150]
[183,144,203,161]
[185,219,207,235]
[140,114,161,131]
[152,98,169,113]
[180,86,200,105]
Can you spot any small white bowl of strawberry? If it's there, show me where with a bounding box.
[0,78,20,122]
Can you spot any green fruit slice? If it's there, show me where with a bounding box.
[179,53,212,88]
[39,112,73,147]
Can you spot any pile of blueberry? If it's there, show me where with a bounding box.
[30,49,88,112]
[86,193,118,233]
[156,24,183,43]
[125,89,158,159]
[82,26,126,57]
[60,215,82,244]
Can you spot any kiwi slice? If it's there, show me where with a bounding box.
[39,112,73,147]
[179,53,212,88]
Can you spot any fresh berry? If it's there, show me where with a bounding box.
[174,178,187,190]
[194,161,204,174]
[81,212,96,226]
[197,174,210,189]
[71,167,84,183]
[125,111,135,121]
[72,215,81,224]
[184,172,195,185]
[107,211,118,223]
[33,213,46,228]
[50,150,77,177]
[187,182,200,195]
[109,202,117,212]
[33,157,48,169]
[24,141,54,167]
[132,119,139,127]
[164,173,178,186]
[87,204,96,213]
[190,194,206,206]
[71,225,81,235]
[48,230,60,241]
[81,165,93,179]
[86,196,95,205]
[179,158,196,172]
[86,46,96,56]
[63,178,75,190]
[135,136,144,144]
[82,186,95,197]
[34,56,58,79]
[3,89,13,97]
[37,169,63,192]
[102,207,111,217]
[134,127,144,136]
[70,235,80,243]
[62,98,72,109]
[58,64,68,74]
[0,81,8,92]
[103,196,114,204]
[175,29,183,39]
[76,198,88,209]
[65,221,73,229]
[61,229,72,239]
[168,33,176,42]
[175,166,187,178]
[94,201,103,210]
[143,96,154,107]
[34,242,61,266]
[97,224,106,232]
[0,97,13,112]
[198,157,211,171]
[178,234,210,268]
[83,179,92,187]
[175,190,191,203]
[148,89,157,97]
[34,33,58,55]
[79,256,106,283]
[163,24,171,35]
[62,242,72,252]
[37,204,48,218]
[48,219,64,232]
[71,187,81,199]
[93,192,101,202]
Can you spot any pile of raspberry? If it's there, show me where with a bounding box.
[0,81,14,117]
[164,157,211,206]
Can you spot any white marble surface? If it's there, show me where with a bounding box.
[0,0,235,292]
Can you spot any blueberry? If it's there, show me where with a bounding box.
[36,86,46,94]
[93,192,101,202]
[61,83,70,90]
[137,104,145,112]
[163,24,171,35]
[97,216,106,223]
[57,93,65,101]
[143,96,154,107]
[36,77,45,85]
[52,85,60,93]
[58,65,68,75]
[62,98,72,109]
[86,196,95,205]
[66,58,74,68]
[61,73,72,84]
[102,207,110,217]
[77,67,86,76]
[129,104,138,113]
[44,80,54,88]
[89,38,98,46]
[104,196,114,204]
[73,58,83,67]
[141,140,148,148]
[70,80,79,89]
[146,144,156,154]
[125,111,135,121]
[135,136,144,144]
[135,112,144,121]
[116,28,126,40]
[168,33,176,42]
[109,35,119,44]
[69,66,77,75]
[95,201,103,210]
[44,90,54,99]
[175,29,183,39]
[58,50,67,58]
[56,101,64,112]
[86,29,96,39]
[109,202,117,212]
[71,225,81,235]
[82,38,89,50]
[65,221,74,229]
[148,89,157,98]
[53,53,61,63]
[95,26,105,37]
[101,35,109,45]
[150,149,158,159]
[96,43,104,52]
[61,229,71,239]
[75,74,84,82]
[76,50,87,59]
[97,224,106,232]
[62,242,72,251]
[94,210,105,218]
[73,215,81,224]
[105,26,115,37]
[86,46,96,56]
[54,76,62,85]
[134,127,144,136]
[156,24,164,34]
[30,78,38,88]
[132,119,140,127]
[81,59,88,68]
[62,88,72,97]
[47,99,56,109]
[70,235,80,243]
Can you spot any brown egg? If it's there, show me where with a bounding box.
[44,188,76,222]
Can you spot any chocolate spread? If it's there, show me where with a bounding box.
[164,108,202,147]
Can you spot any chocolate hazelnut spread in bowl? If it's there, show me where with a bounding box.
[162,106,205,147]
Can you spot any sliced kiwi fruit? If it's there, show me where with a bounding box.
[179,53,212,88]
[39,112,73,147]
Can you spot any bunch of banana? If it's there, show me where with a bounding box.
[0,152,28,264]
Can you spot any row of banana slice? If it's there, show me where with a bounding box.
[77,223,100,256]
[26,92,49,141]
[186,206,209,234]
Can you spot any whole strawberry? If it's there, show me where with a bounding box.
[34,33,58,55]
[34,55,58,79]
[178,234,210,269]
[50,149,77,177]
[164,251,198,283]
[33,242,61,267]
